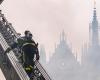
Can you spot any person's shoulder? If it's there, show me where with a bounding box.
[31,39,36,43]
[17,36,25,42]
[18,36,25,40]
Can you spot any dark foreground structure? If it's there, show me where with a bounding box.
[0,6,52,80]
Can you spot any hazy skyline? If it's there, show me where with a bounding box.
[0,0,98,61]
[0,0,100,79]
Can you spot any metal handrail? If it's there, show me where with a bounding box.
[0,12,52,80]
[35,60,52,80]
[0,33,30,80]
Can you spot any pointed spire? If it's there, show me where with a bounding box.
[60,33,62,42]
[62,30,66,41]
[55,43,57,51]
[76,52,77,60]
[60,30,66,42]
[91,0,99,46]
[94,0,96,9]
[93,0,97,22]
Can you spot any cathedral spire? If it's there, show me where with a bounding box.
[94,0,96,9]
[60,30,66,42]
[62,30,65,41]
[92,0,98,25]
[91,0,99,46]
[93,1,97,21]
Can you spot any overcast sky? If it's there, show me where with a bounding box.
[0,0,100,60]
[1,0,90,59]
[0,0,100,79]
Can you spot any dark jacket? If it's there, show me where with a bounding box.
[5,36,39,61]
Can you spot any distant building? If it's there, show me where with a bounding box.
[39,44,46,66]
[47,31,81,80]
[82,3,100,80]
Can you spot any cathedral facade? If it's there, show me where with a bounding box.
[47,31,81,80]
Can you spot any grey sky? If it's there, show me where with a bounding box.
[1,0,100,61]
[0,0,100,79]
[0,0,100,60]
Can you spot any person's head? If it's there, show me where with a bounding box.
[24,30,33,39]
[24,30,30,35]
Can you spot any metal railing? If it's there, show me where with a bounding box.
[0,33,30,80]
[0,11,52,80]
[35,60,52,80]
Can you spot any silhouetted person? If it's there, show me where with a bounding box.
[4,30,40,78]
